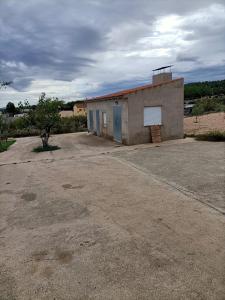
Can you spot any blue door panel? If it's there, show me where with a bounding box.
[113,106,122,143]
[96,110,100,136]
[89,110,93,131]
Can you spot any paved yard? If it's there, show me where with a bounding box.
[0,133,225,300]
[113,140,225,212]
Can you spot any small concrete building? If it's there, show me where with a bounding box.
[73,101,87,116]
[86,69,184,145]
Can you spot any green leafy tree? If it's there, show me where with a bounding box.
[62,101,76,111]
[6,102,16,116]
[185,80,225,100]
[191,97,225,117]
[18,100,31,113]
[0,115,4,134]
[192,105,204,123]
[31,93,63,147]
[0,115,8,141]
[0,81,12,89]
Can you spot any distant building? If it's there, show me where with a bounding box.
[13,113,26,118]
[59,110,74,118]
[73,102,87,116]
[184,104,194,116]
[59,102,87,118]
[86,67,184,145]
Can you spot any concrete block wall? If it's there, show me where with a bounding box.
[86,99,129,144]
[127,79,184,145]
[152,72,172,85]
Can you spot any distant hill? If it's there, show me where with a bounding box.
[184,79,225,100]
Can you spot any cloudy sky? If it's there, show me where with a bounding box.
[0,0,225,107]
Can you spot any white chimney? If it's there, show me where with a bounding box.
[152,66,173,85]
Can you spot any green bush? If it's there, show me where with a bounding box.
[0,140,16,152]
[33,145,61,152]
[192,98,225,117]
[9,128,39,138]
[185,80,225,100]
[6,115,87,138]
[8,116,29,130]
[195,131,225,142]
[53,115,87,134]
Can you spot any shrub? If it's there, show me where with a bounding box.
[0,140,16,152]
[32,145,61,152]
[195,131,225,142]
[192,98,225,117]
[9,116,29,130]
[9,128,39,138]
[6,115,87,138]
[53,116,87,134]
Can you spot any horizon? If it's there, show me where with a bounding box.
[0,77,225,109]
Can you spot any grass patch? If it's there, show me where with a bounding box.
[195,131,225,142]
[33,145,61,152]
[0,140,16,152]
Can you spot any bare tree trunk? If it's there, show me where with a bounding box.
[41,130,50,148]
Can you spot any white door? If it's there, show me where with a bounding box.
[144,106,162,126]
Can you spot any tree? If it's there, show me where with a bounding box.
[6,102,16,116]
[0,81,12,89]
[0,115,4,135]
[0,115,8,142]
[192,105,204,123]
[31,93,63,148]
[18,100,30,113]
[61,101,76,111]
[185,80,225,100]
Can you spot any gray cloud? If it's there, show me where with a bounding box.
[0,0,224,106]
[176,53,199,62]
[0,1,103,90]
[179,64,225,82]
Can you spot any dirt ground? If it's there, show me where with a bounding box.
[0,133,225,300]
[184,112,225,135]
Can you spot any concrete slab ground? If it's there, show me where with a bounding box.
[113,140,225,213]
[0,133,225,300]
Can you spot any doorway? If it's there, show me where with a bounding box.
[113,105,122,143]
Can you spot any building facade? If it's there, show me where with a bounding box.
[86,72,184,145]
[73,102,87,116]
[59,110,74,118]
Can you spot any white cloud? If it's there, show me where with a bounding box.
[0,1,224,107]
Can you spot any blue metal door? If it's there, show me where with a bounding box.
[96,110,100,136]
[113,105,122,143]
[89,110,93,131]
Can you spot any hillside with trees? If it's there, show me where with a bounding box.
[184,79,225,100]
[184,79,225,116]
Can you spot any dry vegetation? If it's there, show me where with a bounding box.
[184,112,225,135]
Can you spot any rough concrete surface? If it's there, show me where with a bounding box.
[113,140,225,212]
[0,133,225,300]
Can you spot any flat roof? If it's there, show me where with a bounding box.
[87,78,183,103]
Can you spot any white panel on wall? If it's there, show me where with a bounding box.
[144,106,162,126]
[102,112,107,127]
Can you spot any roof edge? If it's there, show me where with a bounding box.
[86,78,183,103]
